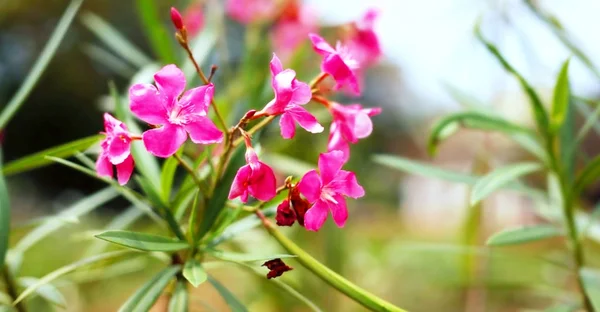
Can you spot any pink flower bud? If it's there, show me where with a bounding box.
[170,7,184,30]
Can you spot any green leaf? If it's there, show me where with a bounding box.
[580,268,600,311]
[574,155,600,198]
[2,135,102,176]
[374,154,478,184]
[110,82,161,192]
[470,162,543,206]
[80,12,152,68]
[427,111,537,156]
[96,230,189,252]
[475,24,550,137]
[198,145,246,239]
[135,0,177,64]
[486,225,562,246]
[0,0,83,129]
[14,187,118,254]
[0,153,9,271]
[82,44,136,78]
[19,277,66,308]
[168,281,189,312]
[182,259,207,288]
[208,250,296,263]
[14,250,131,305]
[551,59,571,132]
[207,276,248,312]
[206,207,276,248]
[161,154,180,203]
[85,206,145,256]
[119,265,181,312]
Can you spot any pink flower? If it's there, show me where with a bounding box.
[96,113,135,185]
[258,53,323,139]
[183,3,204,37]
[129,65,223,158]
[328,103,381,162]
[228,147,277,203]
[297,150,365,231]
[226,0,276,24]
[309,33,360,95]
[271,1,317,60]
[344,8,382,67]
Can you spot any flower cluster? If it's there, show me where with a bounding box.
[95,3,382,232]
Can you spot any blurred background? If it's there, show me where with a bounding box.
[2,0,600,311]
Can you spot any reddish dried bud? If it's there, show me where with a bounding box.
[289,187,310,227]
[170,7,184,30]
[276,199,296,226]
[244,109,257,120]
[262,258,293,279]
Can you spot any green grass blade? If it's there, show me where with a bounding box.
[119,265,181,312]
[80,12,152,68]
[0,152,9,270]
[0,0,83,129]
[2,134,102,176]
[96,230,189,252]
[13,250,132,305]
[207,276,248,312]
[135,0,177,64]
[14,187,118,254]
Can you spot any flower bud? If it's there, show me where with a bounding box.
[170,7,184,30]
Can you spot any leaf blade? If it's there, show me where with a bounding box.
[470,162,543,206]
[0,152,9,270]
[119,265,181,312]
[486,225,562,246]
[182,259,207,288]
[207,276,248,312]
[551,59,571,132]
[96,230,189,252]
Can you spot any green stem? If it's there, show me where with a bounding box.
[259,214,406,312]
[3,266,26,312]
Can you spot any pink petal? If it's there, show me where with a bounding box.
[309,33,335,55]
[106,135,131,165]
[328,124,350,162]
[322,54,359,95]
[290,80,311,105]
[303,200,329,231]
[318,150,345,185]
[96,153,113,179]
[279,112,296,139]
[184,116,223,144]
[103,113,123,133]
[286,105,323,134]
[115,154,134,185]
[297,169,322,203]
[357,8,379,30]
[329,195,348,227]
[270,53,283,76]
[142,124,187,158]
[353,110,374,139]
[248,162,277,201]
[329,170,365,198]
[129,84,168,125]
[177,84,214,117]
[154,65,186,111]
[228,165,252,203]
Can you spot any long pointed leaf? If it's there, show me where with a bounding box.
[135,0,177,64]
[119,265,181,312]
[168,280,189,312]
[470,162,543,205]
[2,135,102,176]
[207,276,248,312]
[18,277,66,308]
[0,152,9,270]
[0,0,83,129]
[551,59,571,133]
[96,230,189,252]
[486,225,562,246]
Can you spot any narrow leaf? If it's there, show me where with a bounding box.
[96,230,189,252]
[0,0,83,129]
[14,251,131,305]
[206,207,277,248]
[207,276,248,312]
[85,206,145,256]
[168,280,188,312]
[209,250,296,263]
[427,111,537,156]
[135,0,177,64]
[574,155,600,197]
[475,24,550,136]
[580,268,600,311]
[2,135,102,176]
[19,277,66,308]
[119,265,181,312]
[80,12,152,68]
[14,187,118,253]
[0,152,9,270]
[551,59,571,132]
[470,162,543,205]
[198,145,246,239]
[160,154,180,203]
[82,44,136,78]
[183,259,207,288]
[486,225,562,246]
[374,154,478,184]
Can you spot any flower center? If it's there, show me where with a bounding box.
[320,187,338,204]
